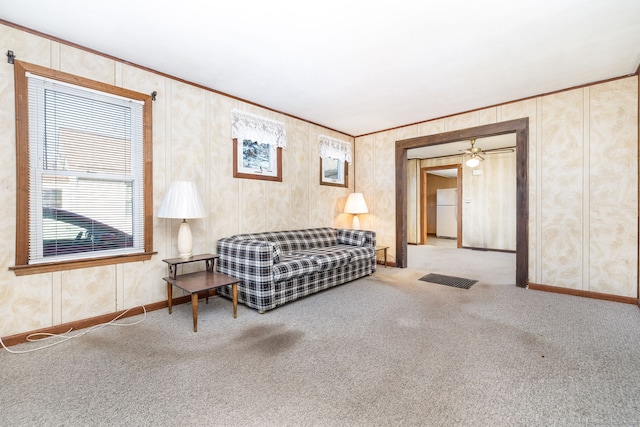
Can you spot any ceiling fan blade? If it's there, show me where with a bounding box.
[483,147,516,154]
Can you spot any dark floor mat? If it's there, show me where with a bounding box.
[419,273,477,289]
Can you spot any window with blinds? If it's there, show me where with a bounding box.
[25,73,145,263]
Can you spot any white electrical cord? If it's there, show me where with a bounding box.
[0,305,147,354]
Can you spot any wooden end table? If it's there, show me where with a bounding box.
[162,254,241,332]
[376,246,389,267]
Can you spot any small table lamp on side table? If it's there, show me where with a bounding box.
[158,180,206,259]
[344,192,368,229]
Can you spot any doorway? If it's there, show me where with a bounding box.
[395,118,529,287]
[421,165,461,247]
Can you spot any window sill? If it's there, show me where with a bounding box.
[9,252,157,276]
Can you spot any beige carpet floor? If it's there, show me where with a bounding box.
[1,264,639,426]
[408,243,516,285]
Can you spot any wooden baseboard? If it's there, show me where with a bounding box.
[528,283,638,305]
[0,292,218,347]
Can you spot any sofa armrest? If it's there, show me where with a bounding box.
[336,229,376,248]
[216,238,278,286]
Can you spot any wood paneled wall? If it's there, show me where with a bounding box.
[358,77,638,298]
[0,23,354,337]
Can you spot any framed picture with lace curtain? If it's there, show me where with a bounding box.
[231,110,286,182]
[319,135,351,187]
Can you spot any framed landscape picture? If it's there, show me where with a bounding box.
[320,156,348,187]
[233,138,282,182]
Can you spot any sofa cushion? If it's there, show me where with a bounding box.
[337,229,366,246]
[233,228,337,252]
[294,247,352,271]
[334,244,375,263]
[300,228,337,249]
[272,255,318,281]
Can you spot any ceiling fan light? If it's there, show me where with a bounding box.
[466,157,480,168]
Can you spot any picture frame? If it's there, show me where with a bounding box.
[320,156,348,187]
[233,138,282,182]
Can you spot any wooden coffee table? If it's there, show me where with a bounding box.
[163,254,241,332]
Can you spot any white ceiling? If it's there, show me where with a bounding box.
[2,1,639,136]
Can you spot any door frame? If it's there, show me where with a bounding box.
[395,118,529,287]
[421,164,462,247]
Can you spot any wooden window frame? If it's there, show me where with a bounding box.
[10,60,154,276]
[319,157,348,188]
[232,138,283,182]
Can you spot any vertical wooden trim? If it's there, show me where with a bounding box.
[456,164,463,248]
[395,145,408,267]
[420,168,427,244]
[143,94,154,254]
[13,61,30,266]
[515,123,529,288]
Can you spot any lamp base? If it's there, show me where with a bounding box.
[352,215,361,230]
[177,219,193,259]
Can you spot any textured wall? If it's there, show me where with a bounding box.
[356,77,638,298]
[461,152,516,251]
[0,24,354,337]
[406,159,419,243]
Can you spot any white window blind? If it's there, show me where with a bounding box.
[26,73,145,263]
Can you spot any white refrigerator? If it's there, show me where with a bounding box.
[436,188,457,238]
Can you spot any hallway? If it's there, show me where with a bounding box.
[407,243,516,285]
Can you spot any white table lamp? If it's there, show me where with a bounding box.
[344,192,368,229]
[158,181,206,258]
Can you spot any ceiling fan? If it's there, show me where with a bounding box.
[461,138,514,167]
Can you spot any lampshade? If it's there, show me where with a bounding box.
[344,193,368,214]
[465,156,480,168]
[158,181,205,219]
[344,193,368,229]
[158,181,205,259]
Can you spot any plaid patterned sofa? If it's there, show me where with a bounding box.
[216,227,376,312]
